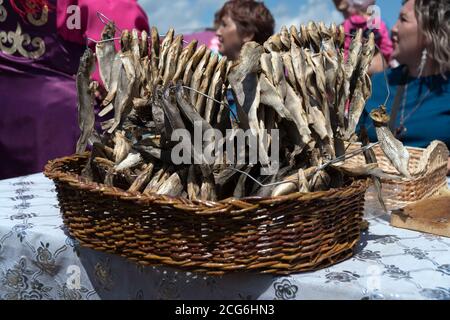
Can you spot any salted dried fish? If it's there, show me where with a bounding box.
[370,106,411,178]
[204,57,227,123]
[228,41,264,130]
[337,24,345,48]
[281,53,297,92]
[151,26,160,86]
[160,86,186,131]
[299,25,309,47]
[190,48,211,108]
[158,28,174,80]
[143,167,165,194]
[271,52,286,99]
[134,144,171,162]
[182,44,207,86]
[131,29,141,79]
[115,151,143,171]
[289,25,302,46]
[345,33,375,139]
[96,22,116,91]
[157,171,185,197]
[163,34,183,86]
[284,84,312,145]
[113,131,132,163]
[280,26,291,50]
[259,73,291,119]
[107,30,137,133]
[270,167,311,197]
[187,165,200,200]
[260,53,274,84]
[99,50,122,117]
[337,28,363,132]
[173,40,197,82]
[151,90,166,134]
[311,52,333,138]
[307,22,321,52]
[76,48,96,154]
[200,175,217,201]
[128,163,154,193]
[308,106,329,140]
[196,53,218,115]
[263,34,283,52]
[331,163,401,180]
[309,170,331,192]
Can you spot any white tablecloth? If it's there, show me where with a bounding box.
[0,173,449,300]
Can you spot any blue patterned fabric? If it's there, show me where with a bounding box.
[0,173,449,300]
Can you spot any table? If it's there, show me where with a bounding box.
[0,173,449,300]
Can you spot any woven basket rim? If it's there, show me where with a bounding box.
[44,153,370,215]
[347,140,449,179]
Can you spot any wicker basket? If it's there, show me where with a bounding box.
[346,140,449,212]
[45,154,369,275]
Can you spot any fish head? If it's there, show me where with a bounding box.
[369,105,390,125]
[79,47,95,74]
[120,30,132,51]
[101,22,116,40]
[140,30,149,57]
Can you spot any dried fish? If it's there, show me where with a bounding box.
[173,40,197,82]
[204,57,227,123]
[264,34,283,52]
[115,151,143,171]
[190,48,211,108]
[187,165,200,200]
[158,28,174,80]
[370,105,411,178]
[150,26,160,86]
[157,171,185,197]
[128,163,154,193]
[76,48,96,154]
[228,41,264,130]
[96,22,116,91]
[162,34,183,86]
[113,131,132,163]
[182,44,207,86]
[196,53,218,115]
[289,25,302,46]
[280,26,291,50]
[307,22,321,52]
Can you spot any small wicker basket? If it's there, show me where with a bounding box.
[346,140,449,212]
[45,155,369,275]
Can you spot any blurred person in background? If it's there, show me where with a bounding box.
[214,0,274,61]
[333,0,394,74]
[358,0,450,174]
[0,0,149,179]
[214,0,275,125]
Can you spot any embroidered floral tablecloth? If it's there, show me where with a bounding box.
[0,173,449,300]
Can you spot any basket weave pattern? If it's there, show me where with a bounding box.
[346,141,449,211]
[45,155,369,275]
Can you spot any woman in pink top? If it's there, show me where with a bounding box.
[0,0,149,179]
[334,0,394,74]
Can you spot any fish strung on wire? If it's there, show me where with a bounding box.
[370,105,411,178]
[76,48,97,154]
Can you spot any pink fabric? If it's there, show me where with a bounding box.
[343,14,393,63]
[56,0,149,84]
[183,30,219,53]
